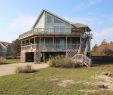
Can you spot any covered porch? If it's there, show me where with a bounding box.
[21,36,81,51]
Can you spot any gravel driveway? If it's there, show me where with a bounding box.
[0,63,48,76]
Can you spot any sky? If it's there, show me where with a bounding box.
[0,0,113,47]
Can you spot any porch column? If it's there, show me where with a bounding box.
[53,37,54,50]
[43,52,46,62]
[34,37,36,63]
[25,40,27,45]
[39,37,41,49]
[34,37,36,44]
[44,37,45,49]
[66,36,67,57]
[66,36,67,49]
[34,52,36,63]
[29,39,30,45]
[21,40,22,50]
[79,37,82,53]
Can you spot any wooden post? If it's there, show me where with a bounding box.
[43,52,46,63]
[66,36,67,49]
[25,40,27,45]
[21,40,22,50]
[53,37,54,50]
[29,39,30,45]
[39,37,41,49]
[34,52,36,63]
[34,37,36,63]
[44,37,45,49]
[34,37,36,44]
[66,36,67,57]
[79,37,82,54]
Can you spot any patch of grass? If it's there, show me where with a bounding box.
[0,62,113,95]
[5,59,20,64]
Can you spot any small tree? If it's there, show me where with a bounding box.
[101,49,113,56]
[92,44,99,56]
[11,39,21,56]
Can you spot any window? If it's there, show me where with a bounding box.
[60,26,65,32]
[54,26,65,33]
[47,14,52,23]
[54,17,63,23]
[54,26,59,33]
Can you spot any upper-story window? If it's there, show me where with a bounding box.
[54,26,65,33]
[60,26,65,32]
[54,17,63,23]
[47,14,52,23]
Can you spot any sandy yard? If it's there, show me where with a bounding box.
[0,63,48,76]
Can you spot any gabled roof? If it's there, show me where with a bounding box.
[0,41,10,48]
[32,9,71,28]
[71,23,91,31]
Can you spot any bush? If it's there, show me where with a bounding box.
[49,55,81,68]
[0,57,6,64]
[15,65,37,73]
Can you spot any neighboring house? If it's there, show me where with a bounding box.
[0,42,12,56]
[19,10,92,66]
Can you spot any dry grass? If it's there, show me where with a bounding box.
[15,65,37,73]
[0,57,6,64]
[49,55,81,68]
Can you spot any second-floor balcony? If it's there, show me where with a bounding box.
[19,28,83,39]
[21,44,80,52]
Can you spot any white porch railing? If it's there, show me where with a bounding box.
[21,44,80,51]
[19,28,82,39]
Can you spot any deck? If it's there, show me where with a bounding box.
[19,28,82,39]
[21,44,80,52]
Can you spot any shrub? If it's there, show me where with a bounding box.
[48,55,81,68]
[0,57,6,64]
[15,65,37,73]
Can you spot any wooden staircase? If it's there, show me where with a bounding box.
[71,54,91,67]
[66,38,91,67]
[66,49,78,58]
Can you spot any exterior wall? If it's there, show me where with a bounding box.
[35,12,45,28]
[21,51,25,62]
[0,51,7,56]
[0,44,7,56]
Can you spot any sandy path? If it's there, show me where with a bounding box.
[0,63,49,76]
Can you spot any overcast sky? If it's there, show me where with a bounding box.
[0,0,113,47]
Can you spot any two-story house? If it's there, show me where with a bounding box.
[0,42,12,56]
[19,10,92,66]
